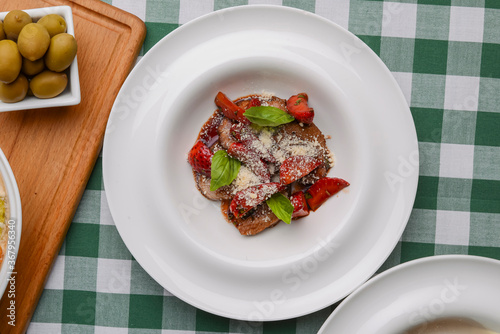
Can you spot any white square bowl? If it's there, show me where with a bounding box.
[0,5,80,112]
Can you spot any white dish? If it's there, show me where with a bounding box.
[0,6,80,112]
[0,148,22,299]
[103,5,418,320]
[318,255,500,333]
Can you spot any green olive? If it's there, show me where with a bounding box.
[22,57,44,76]
[37,14,67,38]
[3,10,32,41]
[17,23,50,61]
[30,70,67,98]
[44,33,77,72]
[0,40,22,84]
[0,74,28,103]
[0,21,5,40]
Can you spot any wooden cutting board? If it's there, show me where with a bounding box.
[0,0,146,332]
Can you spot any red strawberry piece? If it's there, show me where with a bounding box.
[214,91,250,124]
[279,156,322,185]
[290,192,310,219]
[187,140,213,177]
[199,112,223,147]
[305,177,350,211]
[286,93,314,124]
[229,182,282,218]
[230,122,276,163]
[228,142,271,182]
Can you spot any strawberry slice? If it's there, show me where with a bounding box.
[228,142,271,182]
[214,91,250,124]
[305,177,350,211]
[199,112,223,147]
[230,122,276,163]
[187,140,213,177]
[229,182,282,218]
[286,93,314,124]
[280,156,322,185]
[290,192,309,219]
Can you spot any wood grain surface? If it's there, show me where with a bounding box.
[0,0,146,332]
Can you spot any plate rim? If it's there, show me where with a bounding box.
[0,147,22,299]
[103,4,419,321]
[318,254,500,333]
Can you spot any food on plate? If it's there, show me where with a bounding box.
[0,9,76,103]
[0,74,29,103]
[0,176,8,266]
[187,91,349,236]
[3,10,32,41]
[403,317,496,334]
[30,70,68,99]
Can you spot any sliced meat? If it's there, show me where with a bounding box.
[278,122,327,153]
[235,98,252,110]
[275,121,332,168]
[235,95,263,109]
[218,117,236,150]
[300,163,328,185]
[227,142,271,183]
[221,200,234,223]
[230,122,276,163]
[266,96,287,111]
[195,173,233,201]
[290,180,308,194]
[221,200,280,236]
[234,95,286,112]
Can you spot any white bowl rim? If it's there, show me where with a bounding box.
[0,147,22,300]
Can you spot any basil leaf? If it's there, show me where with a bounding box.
[244,106,295,127]
[266,193,294,224]
[210,150,241,191]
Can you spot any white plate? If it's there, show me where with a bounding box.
[0,148,22,299]
[103,5,418,320]
[318,255,500,333]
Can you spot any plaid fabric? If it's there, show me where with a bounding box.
[28,0,500,333]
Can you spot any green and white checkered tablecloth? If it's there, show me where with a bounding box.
[28,0,500,333]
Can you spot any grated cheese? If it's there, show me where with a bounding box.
[231,166,261,194]
[259,91,275,100]
[258,128,274,149]
[272,135,327,164]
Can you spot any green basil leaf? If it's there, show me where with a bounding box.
[244,106,295,127]
[210,150,241,191]
[266,193,294,224]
